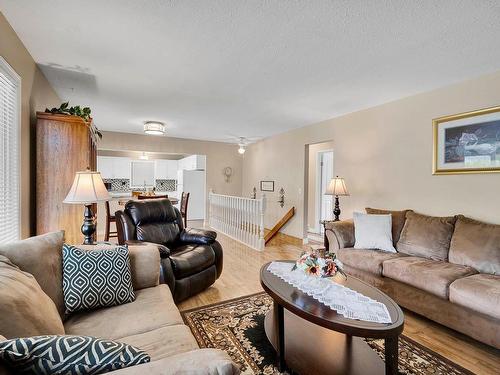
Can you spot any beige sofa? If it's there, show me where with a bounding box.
[0,231,239,374]
[325,210,500,349]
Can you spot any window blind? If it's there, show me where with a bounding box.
[0,57,21,244]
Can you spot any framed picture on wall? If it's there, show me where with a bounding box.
[260,180,274,192]
[433,105,500,175]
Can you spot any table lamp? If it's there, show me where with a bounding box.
[64,168,110,244]
[325,176,349,221]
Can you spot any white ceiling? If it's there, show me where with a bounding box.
[2,0,500,142]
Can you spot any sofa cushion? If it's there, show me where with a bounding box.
[170,244,216,279]
[0,255,65,339]
[62,244,135,314]
[337,248,405,275]
[382,256,477,299]
[396,212,456,261]
[449,216,500,275]
[109,349,238,375]
[64,285,183,340]
[0,335,150,375]
[365,208,412,245]
[0,231,65,318]
[449,274,500,319]
[118,325,199,361]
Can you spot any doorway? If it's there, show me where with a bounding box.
[305,141,334,243]
[317,150,334,232]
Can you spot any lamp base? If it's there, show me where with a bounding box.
[81,204,96,245]
[333,195,341,222]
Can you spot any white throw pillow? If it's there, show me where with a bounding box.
[353,212,396,253]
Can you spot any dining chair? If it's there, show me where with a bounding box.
[104,201,118,241]
[180,192,190,228]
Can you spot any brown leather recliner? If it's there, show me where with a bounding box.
[115,199,223,302]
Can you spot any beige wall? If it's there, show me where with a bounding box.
[99,131,244,197]
[243,70,500,239]
[306,141,334,231]
[0,12,61,238]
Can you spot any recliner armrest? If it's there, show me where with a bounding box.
[125,240,171,258]
[180,228,217,245]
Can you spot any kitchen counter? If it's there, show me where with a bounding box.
[108,191,177,198]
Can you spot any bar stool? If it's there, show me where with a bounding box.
[180,192,190,228]
[104,201,118,241]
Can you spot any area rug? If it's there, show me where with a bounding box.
[182,292,473,375]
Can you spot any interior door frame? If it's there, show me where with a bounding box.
[315,149,334,233]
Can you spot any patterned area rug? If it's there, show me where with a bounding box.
[182,292,473,375]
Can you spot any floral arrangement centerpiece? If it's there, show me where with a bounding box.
[292,251,346,279]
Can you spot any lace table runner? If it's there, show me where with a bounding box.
[267,261,393,324]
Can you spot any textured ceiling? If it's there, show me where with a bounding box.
[2,0,500,142]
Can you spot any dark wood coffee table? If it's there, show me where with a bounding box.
[260,261,404,375]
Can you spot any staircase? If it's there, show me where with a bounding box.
[264,207,295,244]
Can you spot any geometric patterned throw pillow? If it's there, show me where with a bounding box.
[62,244,135,314]
[0,335,150,374]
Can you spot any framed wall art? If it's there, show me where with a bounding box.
[260,180,274,192]
[433,105,500,175]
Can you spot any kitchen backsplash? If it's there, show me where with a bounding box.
[156,179,177,191]
[104,179,129,191]
[104,179,177,192]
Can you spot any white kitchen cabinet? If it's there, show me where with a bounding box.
[97,156,131,179]
[97,156,114,179]
[178,155,206,171]
[130,161,155,187]
[154,160,168,179]
[113,157,131,179]
[155,160,178,180]
[166,160,178,179]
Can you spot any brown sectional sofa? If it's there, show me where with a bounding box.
[0,232,239,374]
[325,210,500,349]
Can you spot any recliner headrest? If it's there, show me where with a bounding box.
[125,199,178,226]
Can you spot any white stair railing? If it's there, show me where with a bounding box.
[208,190,266,250]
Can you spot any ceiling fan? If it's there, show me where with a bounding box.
[222,135,261,155]
[237,137,248,154]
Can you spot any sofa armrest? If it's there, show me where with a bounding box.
[325,219,355,251]
[110,349,239,374]
[180,228,217,245]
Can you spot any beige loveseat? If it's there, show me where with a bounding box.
[0,231,239,374]
[325,210,500,349]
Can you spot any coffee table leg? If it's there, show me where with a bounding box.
[273,301,286,372]
[385,336,398,375]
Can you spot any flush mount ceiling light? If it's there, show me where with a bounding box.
[144,121,165,135]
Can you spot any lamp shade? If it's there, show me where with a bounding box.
[63,169,110,204]
[325,176,349,196]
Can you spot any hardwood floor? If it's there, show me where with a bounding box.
[179,224,500,375]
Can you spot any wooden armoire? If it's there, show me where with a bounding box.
[36,112,98,244]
